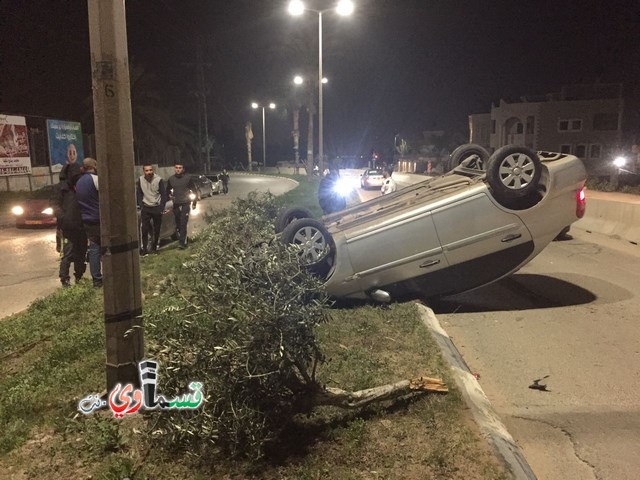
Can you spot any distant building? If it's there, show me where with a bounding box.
[469,83,624,174]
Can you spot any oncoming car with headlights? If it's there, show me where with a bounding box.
[276,144,587,302]
[10,185,58,228]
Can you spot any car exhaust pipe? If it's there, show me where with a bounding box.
[369,289,391,303]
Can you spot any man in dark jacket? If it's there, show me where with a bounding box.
[220,169,230,194]
[53,169,87,287]
[136,164,168,255]
[75,157,103,287]
[166,162,197,249]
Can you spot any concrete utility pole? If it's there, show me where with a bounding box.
[88,0,143,390]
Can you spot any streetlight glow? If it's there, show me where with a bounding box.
[614,156,627,168]
[321,77,328,84]
[288,0,305,15]
[293,75,303,85]
[269,102,276,109]
[288,0,355,174]
[336,0,354,16]
[251,102,259,109]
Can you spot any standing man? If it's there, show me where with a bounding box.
[381,167,397,195]
[75,157,103,288]
[167,162,197,249]
[220,169,230,195]
[53,169,87,287]
[136,164,168,256]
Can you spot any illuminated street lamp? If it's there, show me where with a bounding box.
[288,0,354,174]
[252,102,276,169]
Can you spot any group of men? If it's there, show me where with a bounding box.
[54,147,230,288]
[53,145,102,288]
[136,162,223,254]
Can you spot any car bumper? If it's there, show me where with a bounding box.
[15,216,57,227]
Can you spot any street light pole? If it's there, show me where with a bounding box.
[252,102,276,169]
[318,10,324,175]
[261,106,266,168]
[288,0,354,175]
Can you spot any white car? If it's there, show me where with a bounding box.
[277,145,587,301]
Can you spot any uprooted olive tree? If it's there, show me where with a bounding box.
[144,192,446,460]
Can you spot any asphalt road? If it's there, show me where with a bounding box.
[0,174,297,320]
[432,229,640,480]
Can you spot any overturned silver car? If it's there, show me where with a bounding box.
[277,145,587,301]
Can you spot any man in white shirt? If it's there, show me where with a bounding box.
[381,167,397,195]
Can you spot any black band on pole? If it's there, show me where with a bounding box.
[101,240,139,256]
[104,307,143,324]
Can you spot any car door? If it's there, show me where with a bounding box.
[430,191,534,293]
[342,204,449,288]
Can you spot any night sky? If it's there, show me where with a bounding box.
[2,0,639,160]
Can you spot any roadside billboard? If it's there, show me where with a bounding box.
[0,115,32,176]
[47,119,84,172]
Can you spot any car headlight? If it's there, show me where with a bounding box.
[11,206,24,216]
[189,192,196,201]
[333,178,355,197]
[41,207,54,215]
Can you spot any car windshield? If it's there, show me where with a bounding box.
[367,170,382,176]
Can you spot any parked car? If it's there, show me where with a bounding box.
[277,145,587,301]
[205,174,224,194]
[10,184,58,228]
[191,175,213,199]
[360,169,384,190]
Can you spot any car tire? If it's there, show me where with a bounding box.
[275,207,314,234]
[486,145,542,200]
[447,144,490,172]
[280,218,335,277]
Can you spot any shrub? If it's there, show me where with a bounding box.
[145,192,330,461]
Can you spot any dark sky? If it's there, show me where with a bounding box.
[2,0,639,158]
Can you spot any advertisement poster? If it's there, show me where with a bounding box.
[47,119,84,172]
[0,115,32,176]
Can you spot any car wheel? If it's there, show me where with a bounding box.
[486,145,542,199]
[447,144,489,172]
[275,207,314,234]
[280,218,335,277]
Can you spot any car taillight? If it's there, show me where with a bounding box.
[576,187,586,218]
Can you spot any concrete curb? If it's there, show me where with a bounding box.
[574,194,640,245]
[416,303,537,480]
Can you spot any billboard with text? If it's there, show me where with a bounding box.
[0,115,32,176]
[47,119,84,172]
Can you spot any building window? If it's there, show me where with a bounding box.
[558,118,582,132]
[575,144,586,158]
[491,120,496,134]
[560,144,572,154]
[526,116,535,134]
[593,113,618,131]
[590,144,601,159]
[516,123,523,134]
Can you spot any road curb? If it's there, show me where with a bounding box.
[416,303,537,480]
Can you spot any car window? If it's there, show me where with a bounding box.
[367,170,382,175]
